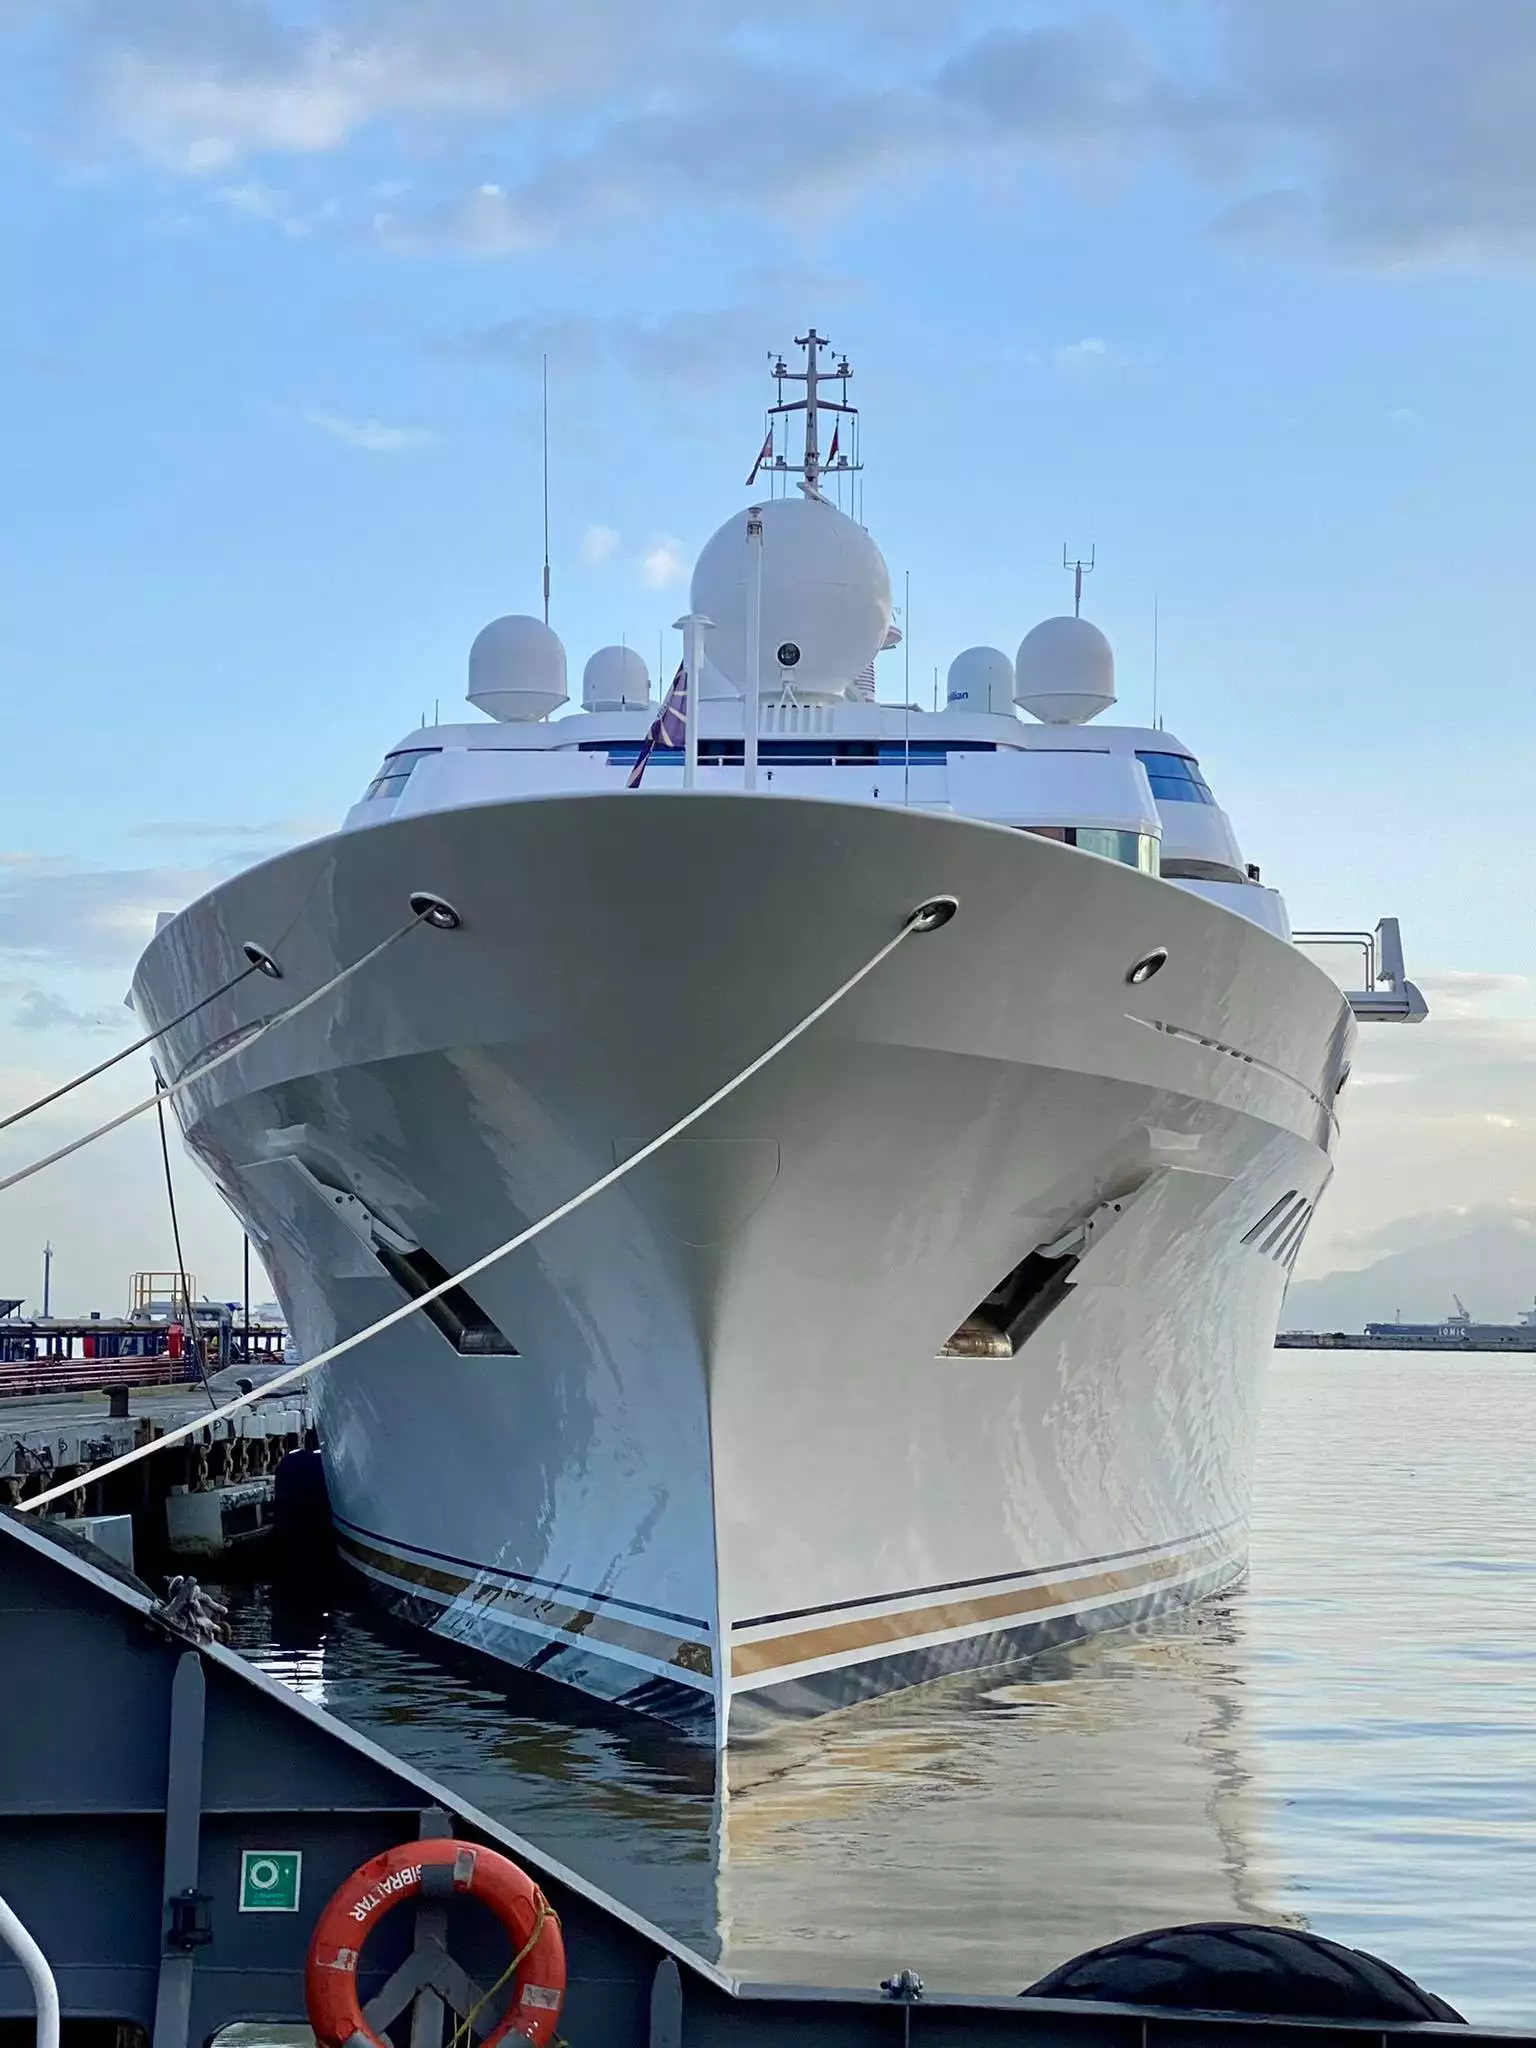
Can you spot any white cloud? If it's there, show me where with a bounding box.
[303,408,438,453]
[1053,336,1113,373]
[11,988,124,1035]
[638,536,687,590]
[580,523,621,565]
[20,1,1536,270]
[0,854,220,966]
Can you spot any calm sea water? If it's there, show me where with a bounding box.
[222,1354,1536,2024]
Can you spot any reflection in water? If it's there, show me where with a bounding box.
[226,1357,1536,2022]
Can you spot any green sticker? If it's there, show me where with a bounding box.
[240,1850,303,1913]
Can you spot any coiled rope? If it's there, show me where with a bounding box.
[0,894,459,1199]
[17,895,955,1516]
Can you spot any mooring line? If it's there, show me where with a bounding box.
[17,897,955,1515]
[0,896,459,1200]
[0,943,281,1138]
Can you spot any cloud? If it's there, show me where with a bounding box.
[10,2,1536,273]
[11,988,125,1035]
[638,536,687,590]
[1053,336,1115,374]
[303,408,438,453]
[0,854,218,966]
[442,302,777,382]
[124,816,318,843]
[580,524,620,565]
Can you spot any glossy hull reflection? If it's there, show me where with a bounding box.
[133,791,1352,1741]
[223,1576,1282,1995]
[715,1605,1287,1992]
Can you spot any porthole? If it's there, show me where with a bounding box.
[776,640,801,668]
[1126,948,1168,987]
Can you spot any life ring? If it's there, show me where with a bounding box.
[305,1839,566,2048]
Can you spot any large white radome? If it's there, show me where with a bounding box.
[468,615,568,723]
[690,496,892,701]
[1015,615,1116,725]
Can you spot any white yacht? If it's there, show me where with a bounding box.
[132,331,1425,1743]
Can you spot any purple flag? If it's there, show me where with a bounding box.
[627,661,688,789]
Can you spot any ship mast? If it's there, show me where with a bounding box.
[766,329,860,499]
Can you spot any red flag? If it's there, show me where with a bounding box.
[746,427,773,485]
[826,421,840,467]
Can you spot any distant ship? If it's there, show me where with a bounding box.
[1280,1296,1536,1350]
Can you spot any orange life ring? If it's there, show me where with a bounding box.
[305,1838,566,2048]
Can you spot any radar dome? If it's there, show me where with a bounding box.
[690,496,892,702]
[467,615,568,723]
[581,645,651,711]
[946,646,1015,718]
[697,654,738,701]
[1014,616,1115,725]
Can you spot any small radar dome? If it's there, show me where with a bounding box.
[946,646,1015,718]
[467,615,568,723]
[690,496,892,702]
[582,645,651,711]
[1014,616,1116,725]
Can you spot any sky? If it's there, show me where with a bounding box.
[3,0,1536,1317]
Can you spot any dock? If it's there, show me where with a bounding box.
[0,1378,309,1564]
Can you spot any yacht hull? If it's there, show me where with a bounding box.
[132,791,1352,1741]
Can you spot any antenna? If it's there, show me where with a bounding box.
[762,329,861,500]
[1151,594,1160,730]
[904,570,911,703]
[541,353,551,625]
[1063,543,1096,617]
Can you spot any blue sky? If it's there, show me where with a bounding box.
[3,0,1536,1312]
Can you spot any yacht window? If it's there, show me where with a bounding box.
[585,739,998,767]
[1135,751,1214,805]
[1024,826,1159,874]
[363,747,442,802]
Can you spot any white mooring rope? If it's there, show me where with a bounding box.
[17,898,953,1515]
[0,905,447,1199]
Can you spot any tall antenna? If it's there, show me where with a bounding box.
[904,570,911,703]
[541,353,551,625]
[1151,594,1160,730]
[1063,543,1096,617]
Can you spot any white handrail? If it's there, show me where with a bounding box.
[0,1889,60,2048]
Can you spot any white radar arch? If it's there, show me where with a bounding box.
[467,615,568,723]
[1014,615,1116,725]
[581,645,651,711]
[690,496,892,703]
[946,647,1016,718]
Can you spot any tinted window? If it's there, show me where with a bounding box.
[363,747,441,801]
[1135,751,1214,805]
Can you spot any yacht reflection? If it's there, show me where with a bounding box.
[227,1579,1287,1994]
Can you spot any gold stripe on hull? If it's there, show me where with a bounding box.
[730,1538,1236,1681]
[336,1529,715,1680]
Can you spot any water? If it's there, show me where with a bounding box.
[222,1354,1536,2024]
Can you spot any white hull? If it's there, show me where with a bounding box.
[133,792,1351,1741]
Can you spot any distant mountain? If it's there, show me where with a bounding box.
[1284,1212,1536,1332]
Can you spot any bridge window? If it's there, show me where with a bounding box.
[1025,827,1159,874]
[1136,751,1214,805]
[363,748,441,801]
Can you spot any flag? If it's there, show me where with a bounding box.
[627,662,688,788]
[825,421,840,467]
[745,426,773,485]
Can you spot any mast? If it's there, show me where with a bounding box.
[766,330,860,499]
